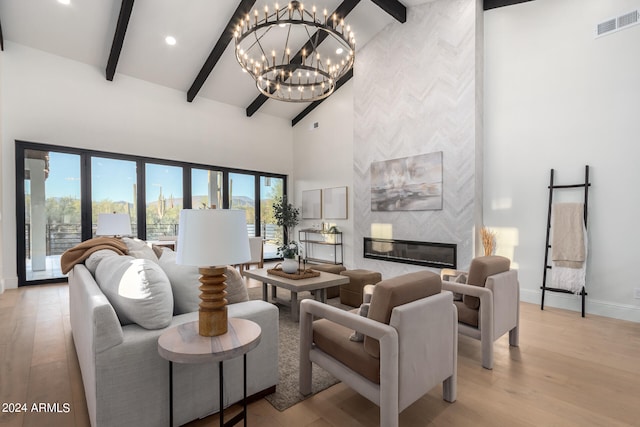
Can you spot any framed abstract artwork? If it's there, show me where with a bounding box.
[371,151,443,211]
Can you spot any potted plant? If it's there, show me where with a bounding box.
[277,241,300,273]
[273,196,299,244]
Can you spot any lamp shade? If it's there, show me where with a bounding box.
[176,209,251,267]
[96,213,132,236]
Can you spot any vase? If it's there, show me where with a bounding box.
[282,258,298,274]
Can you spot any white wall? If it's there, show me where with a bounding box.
[484,0,640,321]
[292,81,355,267]
[0,42,294,289]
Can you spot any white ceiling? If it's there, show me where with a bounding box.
[0,0,433,122]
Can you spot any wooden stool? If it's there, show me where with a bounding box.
[339,269,382,307]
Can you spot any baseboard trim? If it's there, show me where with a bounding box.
[521,288,640,323]
[1,277,19,292]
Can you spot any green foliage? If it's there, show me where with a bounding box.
[273,196,299,243]
[277,241,300,259]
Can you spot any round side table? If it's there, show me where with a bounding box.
[158,318,262,427]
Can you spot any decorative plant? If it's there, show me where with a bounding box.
[277,241,300,259]
[480,226,497,256]
[273,196,299,244]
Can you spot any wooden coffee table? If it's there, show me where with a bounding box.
[242,267,349,321]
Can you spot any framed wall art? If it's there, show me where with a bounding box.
[323,186,348,219]
[370,151,443,211]
[302,189,322,219]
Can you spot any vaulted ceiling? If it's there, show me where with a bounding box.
[0,0,533,125]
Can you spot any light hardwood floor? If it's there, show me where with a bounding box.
[1,282,639,427]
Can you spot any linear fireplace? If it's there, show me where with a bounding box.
[364,237,457,269]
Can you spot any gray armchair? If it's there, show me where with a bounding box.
[300,271,457,427]
[441,255,519,369]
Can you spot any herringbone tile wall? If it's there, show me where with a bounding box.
[353,0,482,276]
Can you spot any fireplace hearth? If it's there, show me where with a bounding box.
[364,237,456,269]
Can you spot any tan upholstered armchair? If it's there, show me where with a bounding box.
[299,271,457,427]
[441,255,519,370]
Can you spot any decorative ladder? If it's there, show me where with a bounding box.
[540,165,590,317]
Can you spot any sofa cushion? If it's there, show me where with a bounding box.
[364,270,441,358]
[454,300,479,327]
[464,256,511,310]
[122,237,159,263]
[313,318,381,384]
[95,255,173,329]
[158,250,248,315]
[84,249,120,275]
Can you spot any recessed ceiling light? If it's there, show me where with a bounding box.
[165,36,177,46]
[58,0,71,5]
[336,48,344,55]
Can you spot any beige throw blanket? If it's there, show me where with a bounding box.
[551,203,587,293]
[551,203,585,268]
[60,237,128,274]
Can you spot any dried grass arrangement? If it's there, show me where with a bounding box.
[481,226,497,256]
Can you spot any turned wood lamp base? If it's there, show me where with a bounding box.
[198,266,228,337]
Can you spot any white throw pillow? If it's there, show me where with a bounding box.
[122,237,159,263]
[158,250,248,315]
[95,255,173,329]
[84,249,119,275]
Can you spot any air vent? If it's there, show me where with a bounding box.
[597,18,616,35]
[596,10,639,38]
[618,10,639,28]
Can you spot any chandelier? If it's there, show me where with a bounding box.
[234,1,356,102]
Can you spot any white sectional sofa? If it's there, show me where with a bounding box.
[69,257,279,427]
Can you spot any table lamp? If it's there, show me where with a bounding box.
[95,213,132,237]
[176,209,250,337]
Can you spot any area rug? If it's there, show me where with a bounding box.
[247,286,350,411]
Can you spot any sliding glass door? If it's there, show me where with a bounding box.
[260,176,283,259]
[91,157,137,236]
[15,141,287,285]
[145,163,183,240]
[21,149,82,281]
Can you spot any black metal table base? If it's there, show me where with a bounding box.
[169,354,249,427]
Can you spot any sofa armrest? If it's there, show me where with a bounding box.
[70,264,124,353]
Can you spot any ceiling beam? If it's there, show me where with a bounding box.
[246,0,361,117]
[187,0,257,102]
[105,0,135,81]
[0,15,4,51]
[369,0,406,23]
[483,0,534,10]
[291,68,353,127]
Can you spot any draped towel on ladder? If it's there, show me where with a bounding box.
[550,202,587,293]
